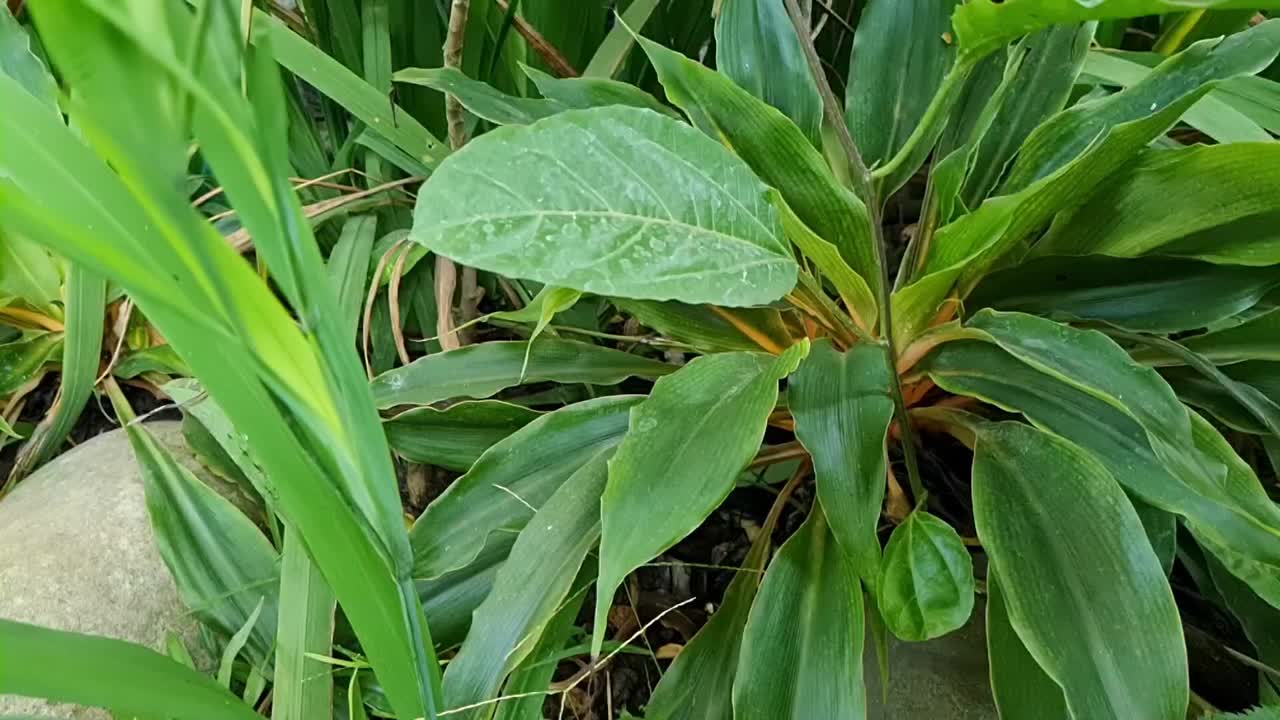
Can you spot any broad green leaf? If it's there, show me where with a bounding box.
[409,106,797,307]
[393,67,566,125]
[415,543,505,654]
[1161,210,1280,267]
[968,255,1280,333]
[0,620,260,720]
[6,264,106,484]
[986,570,1070,719]
[0,235,60,312]
[923,331,1280,592]
[1004,20,1280,191]
[441,450,609,719]
[521,63,676,117]
[1083,49,1271,142]
[614,298,797,354]
[972,421,1186,719]
[877,510,975,642]
[774,194,877,331]
[410,395,640,579]
[328,215,378,345]
[1040,143,1280,264]
[385,401,541,472]
[637,34,881,297]
[490,567,591,720]
[272,531,336,720]
[164,380,275,510]
[480,285,584,377]
[0,4,56,109]
[1205,549,1280,701]
[953,0,1280,56]
[959,24,1094,206]
[593,341,810,656]
[845,0,958,168]
[256,10,446,167]
[114,344,190,379]
[789,340,894,579]
[1141,308,1280,366]
[1162,361,1280,436]
[1133,497,1178,576]
[896,95,1202,345]
[732,505,865,720]
[715,0,822,144]
[0,331,61,396]
[644,493,782,720]
[370,339,673,408]
[125,422,280,669]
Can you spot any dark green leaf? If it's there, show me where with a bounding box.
[0,332,61,396]
[845,0,958,168]
[637,33,881,297]
[114,345,190,379]
[973,421,1187,719]
[0,4,57,109]
[732,505,865,719]
[409,106,797,307]
[370,339,673,408]
[1040,143,1280,264]
[790,340,894,579]
[328,215,378,345]
[385,400,541,472]
[0,235,60,313]
[521,63,676,117]
[410,395,640,579]
[986,570,1070,719]
[968,254,1280,333]
[1004,20,1280,191]
[1145,309,1280,366]
[593,341,809,656]
[877,510,975,642]
[272,531,336,720]
[393,67,566,125]
[715,0,822,144]
[614,299,796,353]
[441,450,609,719]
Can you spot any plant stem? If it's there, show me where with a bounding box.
[783,0,927,503]
[440,0,477,346]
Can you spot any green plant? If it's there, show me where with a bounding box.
[3,1,1280,720]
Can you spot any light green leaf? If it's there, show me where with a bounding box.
[896,95,1201,345]
[582,0,661,79]
[410,395,640,579]
[125,422,279,670]
[1083,49,1271,142]
[272,531,336,720]
[877,510,974,642]
[441,450,609,719]
[0,4,57,109]
[114,344,189,379]
[637,33,881,298]
[256,9,446,167]
[0,620,260,720]
[774,193,877,331]
[986,570,1070,719]
[972,421,1187,719]
[790,340,894,580]
[482,285,583,378]
[6,264,106,485]
[732,505,865,720]
[385,400,541,472]
[593,341,810,656]
[845,0,959,168]
[393,67,566,125]
[0,234,60,312]
[968,254,1280,333]
[521,63,677,118]
[715,0,822,144]
[1040,143,1280,264]
[370,339,673,408]
[1004,20,1280,192]
[959,24,1095,206]
[0,331,62,397]
[218,598,265,689]
[409,106,797,307]
[953,0,1280,56]
[328,215,378,345]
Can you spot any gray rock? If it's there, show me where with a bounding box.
[867,602,997,719]
[0,422,235,718]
